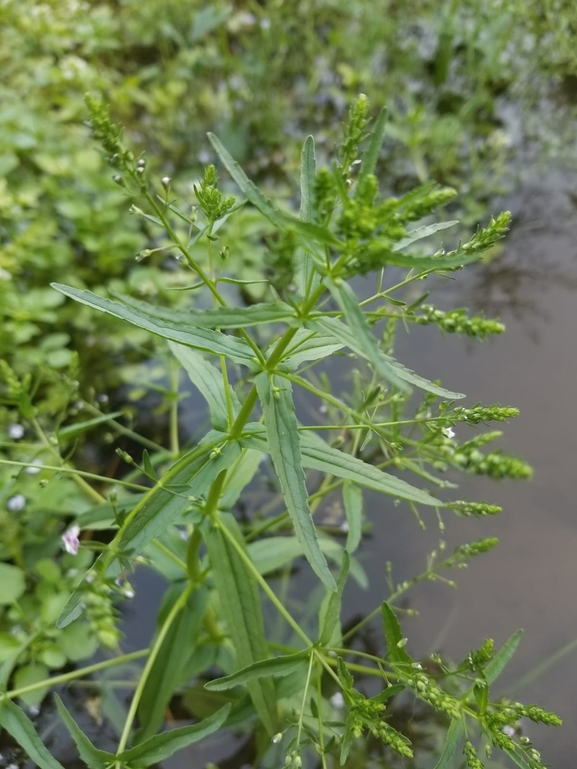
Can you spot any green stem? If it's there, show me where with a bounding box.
[116,586,193,756]
[0,459,149,492]
[4,649,150,700]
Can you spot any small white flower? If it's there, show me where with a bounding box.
[272,732,283,744]
[502,724,516,738]
[6,494,26,512]
[62,524,81,555]
[330,692,345,709]
[26,458,43,475]
[260,17,271,30]
[8,423,25,439]
[442,427,455,439]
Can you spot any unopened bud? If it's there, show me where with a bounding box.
[161,176,171,189]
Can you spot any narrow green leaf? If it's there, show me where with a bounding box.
[391,220,459,252]
[117,292,296,328]
[369,245,493,270]
[299,431,441,506]
[310,312,465,399]
[0,699,66,769]
[255,372,336,591]
[117,704,231,766]
[275,328,344,371]
[359,106,387,183]
[502,748,534,769]
[382,603,412,666]
[135,586,209,743]
[57,411,124,440]
[50,284,257,368]
[483,629,523,685]
[295,135,321,297]
[54,695,115,769]
[371,684,405,704]
[342,482,363,553]
[205,651,310,691]
[208,133,343,252]
[141,449,157,481]
[169,342,241,431]
[432,718,463,769]
[202,512,278,734]
[319,552,350,645]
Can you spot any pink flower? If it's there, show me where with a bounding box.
[62,524,81,555]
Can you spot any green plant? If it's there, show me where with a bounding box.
[0,95,561,769]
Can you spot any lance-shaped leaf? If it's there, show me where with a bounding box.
[342,482,363,553]
[255,372,337,591]
[50,284,258,368]
[359,106,387,183]
[239,425,440,506]
[57,411,124,440]
[117,704,231,766]
[202,513,278,734]
[382,603,413,667]
[205,651,310,691]
[273,327,344,371]
[0,699,67,769]
[310,308,465,399]
[117,291,297,328]
[54,696,115,769]
[294,135,322,297]
[299,431,441,506]
[319,551,350,645]
[391,220,459,252]
[169,342,241,431]
[57,434,239,628]
[208,133,343,254]
[432,719,463,769]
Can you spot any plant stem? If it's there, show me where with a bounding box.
[4,649,150,700]
[0,459,149,491]
[116,586,192,757]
